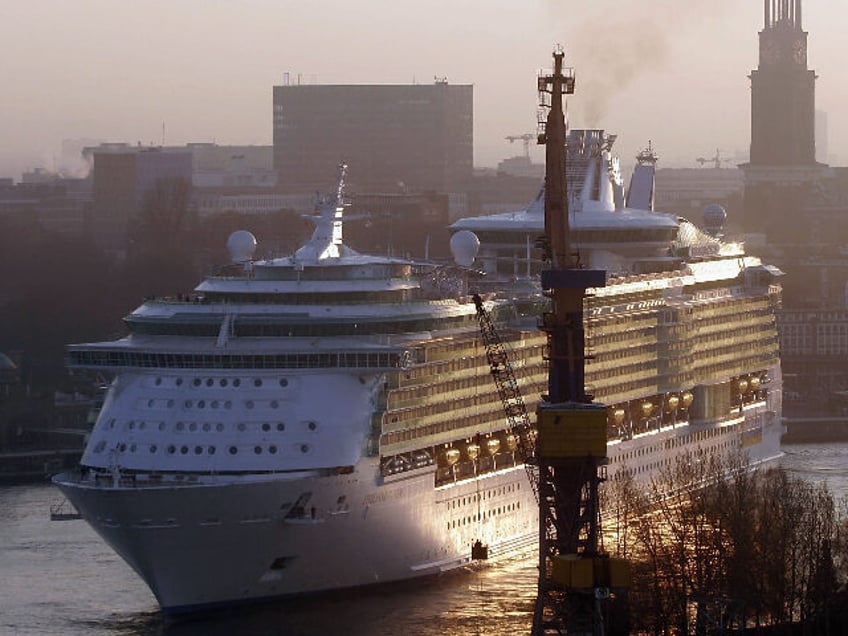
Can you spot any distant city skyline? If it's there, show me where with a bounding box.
[4,1,848,179]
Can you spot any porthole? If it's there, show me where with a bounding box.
[167,445,176,454]
[193,378,201,387]
[220,378,228,387]
[108,419,115,429]
[208,446,216,455]
[184,400,193,408]
[167,399,174,408]
[262,423,271,432]
[139,421,146,430]
[176,422,185,431]
[128,421,135,430]
[202,422,211,432]
[269,445,277,454]
[300,444,310,454]
[279,378,288,388]
[118,443,127,452]
[194,446,203,455]
[130,444,137,452]
[277,423,285,432]
[254,378,263,387]
[211,400,219,409]
[237,423,246,432]
[180,446,189,455]
[198,400,206,409]
[225,401,232,410]
[150,445,157,453]
[206,378,214,387]
[147,399,154,407]
[189,423,197,432]
[271,400,279,409]
[159,422,166,431]
[233,378,241,387]
[308,421,317,431]
[246,400,254,410]
[176,377,183,386]
[254,446,262,454]
[216,423,224,432]
[94,441,106,453]
[155,377,162,386]
[229,446,237,455]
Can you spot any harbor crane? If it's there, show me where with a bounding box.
[506,133,536,159]
[696,148,733,168]
[531,48,630,636]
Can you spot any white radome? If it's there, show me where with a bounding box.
[227,230,258,263]
[450,230,480,267]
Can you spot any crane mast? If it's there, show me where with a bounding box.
[531,48,629,636]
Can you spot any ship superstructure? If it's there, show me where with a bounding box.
[451,129,784,485]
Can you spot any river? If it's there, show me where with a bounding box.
[0,442,844,636]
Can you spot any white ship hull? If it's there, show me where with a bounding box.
[57,461,537,612]
[55,365,782,613]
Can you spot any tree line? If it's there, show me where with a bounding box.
[601,450,848,634]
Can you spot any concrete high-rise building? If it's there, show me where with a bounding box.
[88,145,192,252]
[272,80,473,193]
[740,0,827,241]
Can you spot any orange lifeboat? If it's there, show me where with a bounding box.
[640,401,654,418]
[736,378,749,394]
[749,376,761,391]
[665,395,680,412]
[441,447,461,466]
[680,391,694,409]
[464,443,481,461]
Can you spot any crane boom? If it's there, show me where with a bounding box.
[472,293,539,502]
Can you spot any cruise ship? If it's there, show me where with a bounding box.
[54,144,783,614]
[451,129,783,485]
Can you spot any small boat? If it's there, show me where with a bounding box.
[50,498,82,521]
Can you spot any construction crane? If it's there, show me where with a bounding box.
[531,48,630,636]
[505,133,536,159]
[696,148,733,168]
[472,293,539,502]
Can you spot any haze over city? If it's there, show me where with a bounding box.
[4,0,848,179]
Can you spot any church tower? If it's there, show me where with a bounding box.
[750,0,816,165]
[741,0,824,240]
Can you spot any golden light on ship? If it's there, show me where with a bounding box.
[665,395,680,412]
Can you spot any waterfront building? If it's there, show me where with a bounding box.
[272,80,473,192]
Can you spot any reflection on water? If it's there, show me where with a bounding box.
[4,443,846,635]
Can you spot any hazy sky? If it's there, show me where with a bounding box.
[3,0,847,178]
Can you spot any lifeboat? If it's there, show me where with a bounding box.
[736,378,749,394]
[665,395,680,412]
[441,448,461,466]
[680,391,694,409]
[639,401,654,418]
[749,376,761,391]
[485,437,501,456]
[611,408,626,425]
[502,433,518,452]
[411,450,433,468]
[464,443,481,461]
